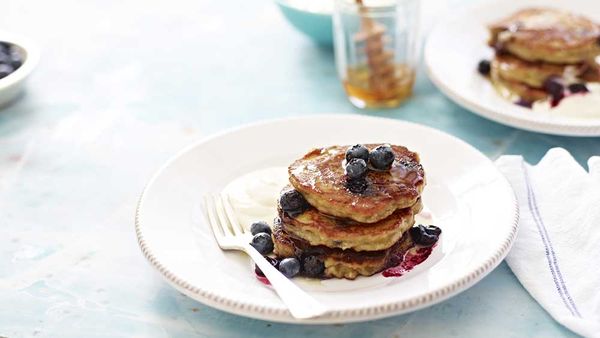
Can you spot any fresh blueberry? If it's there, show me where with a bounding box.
[345,158,368,180]
[301,255,325,277]
[424,225,442,237]
[543,76,564,97]
[0,42,9,55]
[250,221,271,235]
[345,144,369,162]
[279,188,309,217]
[250,233,274,255]
[255,256,280,277]
[515,98,532,108]
[409,224,439,247]
[0,64,14,80]
[278,257,301,278]
[0,51,9,64]
[369,145,395,170]
[568,83,589,94]
[9,48,23,70]
[477,60,491,76]
[346,178,368,194]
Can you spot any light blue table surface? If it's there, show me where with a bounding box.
[1,0,596,337]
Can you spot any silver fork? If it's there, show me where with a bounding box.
[203,193,328,319]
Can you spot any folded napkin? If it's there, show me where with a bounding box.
[496,148,600,337]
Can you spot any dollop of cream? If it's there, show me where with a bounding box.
[222,167,289,230]
[532,83,600,118]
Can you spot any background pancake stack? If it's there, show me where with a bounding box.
[486,8,600,105]
[272,145,426,280]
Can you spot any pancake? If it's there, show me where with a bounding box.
[272,219,413,279]
[491,53,596,88]
[288,144,425,224]
[490,64,548,102]
[581,61,600,82]
[278,191,422,251]
[488,8,600,64]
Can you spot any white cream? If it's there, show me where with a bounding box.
[222,167,289,230]
[532,83,600,118]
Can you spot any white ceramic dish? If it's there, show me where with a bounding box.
[425,0,600,136]
[135,115,518,324]
[0,32,39,108]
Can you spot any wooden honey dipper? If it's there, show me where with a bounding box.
[354,0,398,96]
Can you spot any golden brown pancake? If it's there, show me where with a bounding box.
[278,191,421,251]
[492,53,597,88]
[272,219,413,279]
[490,65,549,102]
[489,8,600,64]
[288,144,425,224]
[581,61,600,82]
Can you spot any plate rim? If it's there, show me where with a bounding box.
[424,0,600,137]
[134,114,520,324]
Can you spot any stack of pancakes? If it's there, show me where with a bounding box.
[272,144,425,279]
[487,8,600,102]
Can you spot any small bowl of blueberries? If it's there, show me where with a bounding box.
[0,33,39,108]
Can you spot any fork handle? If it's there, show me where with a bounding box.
[243,243,328,319]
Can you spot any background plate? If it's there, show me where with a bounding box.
[135,115,518,324]
[425,0,600,136]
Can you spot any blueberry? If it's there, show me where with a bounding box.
[279,189,309,217]
[345,158,368,180]
[0,64,14,79]
[345,144,369,162]
[279,257,301,278]
[301,255,325,277]
[369,145,395,170]
[0,42,9,54]
[543,76,564,97]
[409,224,439,247]
[568,83,589,94]
[424,225,442,237]
[250,233,274,255]
[255,256,280,277]
[346,178,368,194]
[250,221,271,235]
[515,98,532,108]
[0,51,9,64]
[9,48,23,70]
[477,60,491,76]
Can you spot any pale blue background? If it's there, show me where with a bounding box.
[0,0,595,337]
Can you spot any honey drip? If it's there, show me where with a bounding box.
[345,0,415,108]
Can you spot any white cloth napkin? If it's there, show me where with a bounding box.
[495,148,600,338]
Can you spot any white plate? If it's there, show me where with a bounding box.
[135,115,518,324]
[425,0,600,136]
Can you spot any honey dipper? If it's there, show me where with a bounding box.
[354,0,398,96]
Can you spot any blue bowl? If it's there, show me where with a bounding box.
[275,0,333,46]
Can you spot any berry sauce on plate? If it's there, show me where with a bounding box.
[256,275,271,286]
[382,244,435,278]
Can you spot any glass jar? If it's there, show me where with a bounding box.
[333,0,419,108]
